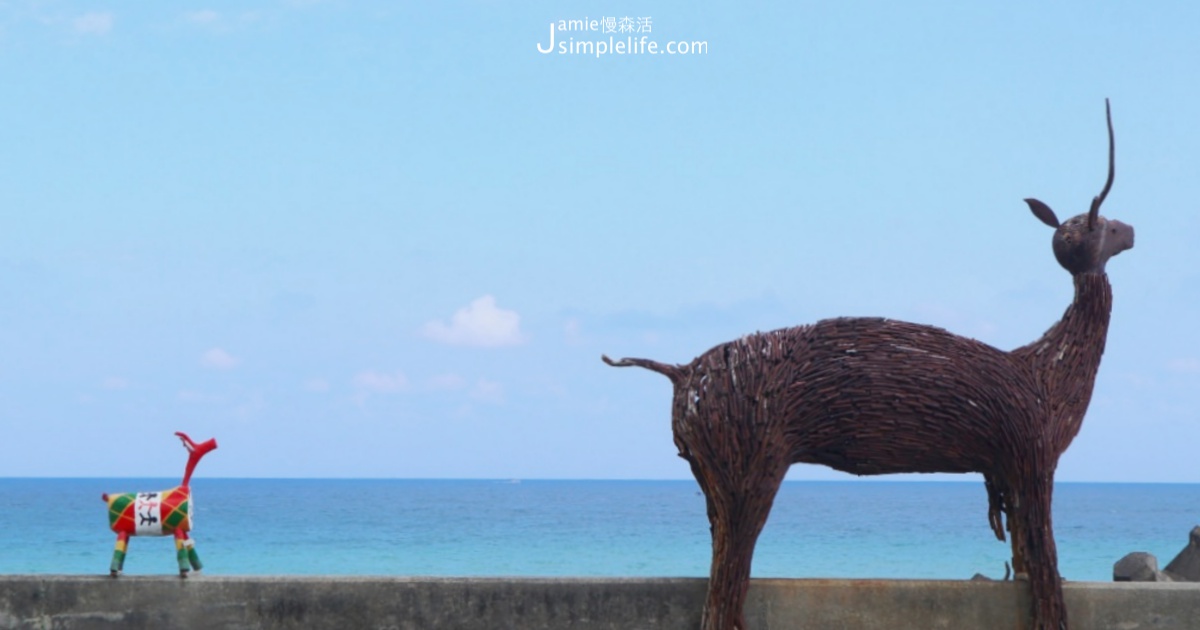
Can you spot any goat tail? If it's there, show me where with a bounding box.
[602,354,684,385]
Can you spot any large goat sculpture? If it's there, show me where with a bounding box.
[603,101,1132,630]
[103,432,218,577]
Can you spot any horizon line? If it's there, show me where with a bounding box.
[1,476,1195,485]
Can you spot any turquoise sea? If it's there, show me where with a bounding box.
[2,479,1197,581]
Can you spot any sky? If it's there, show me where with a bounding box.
[1,1,1197,481]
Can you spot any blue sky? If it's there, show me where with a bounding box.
[1,2,1197,481]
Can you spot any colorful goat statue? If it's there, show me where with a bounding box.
[102,432,218,578]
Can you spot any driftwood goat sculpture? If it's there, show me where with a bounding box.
[103,432,218,577]
[603,101,1132,630]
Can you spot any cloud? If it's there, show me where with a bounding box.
[73,12,113,35]
[352,370,408,406]
[354,370,409,393]
[201,347,240,370]
[422,295,527,347]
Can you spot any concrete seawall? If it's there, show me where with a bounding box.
[2,576,1198,629]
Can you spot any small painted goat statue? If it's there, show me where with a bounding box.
[604,100,1132,630]
[103,432,218,577]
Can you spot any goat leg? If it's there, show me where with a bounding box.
[692,457,788,630]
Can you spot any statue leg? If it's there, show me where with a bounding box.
[109,531,129,577]
[174,530,192,577]
[690,456,788,630]
[1011,470,1066,630]
[182,532,204,572]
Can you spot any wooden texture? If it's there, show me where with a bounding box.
[604,101,1133,630]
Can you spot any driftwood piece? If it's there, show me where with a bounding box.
[604,101,1133,630]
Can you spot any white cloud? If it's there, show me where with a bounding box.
[354,370,409,393]
[201,347,240,370]
[352,370,409,406]
[470,378,505,404]
[74,12,113,35]
[422,295,526,347]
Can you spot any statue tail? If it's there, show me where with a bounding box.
[602,355,684,386]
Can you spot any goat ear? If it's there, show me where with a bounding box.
[1025,198,1060,228]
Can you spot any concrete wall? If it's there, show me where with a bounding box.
[2,576,1198,630]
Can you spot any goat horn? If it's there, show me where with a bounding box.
[1087,98,1115,230]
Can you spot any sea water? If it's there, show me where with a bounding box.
[2,478,1197,581]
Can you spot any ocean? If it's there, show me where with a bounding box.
[3,479,1197,581]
